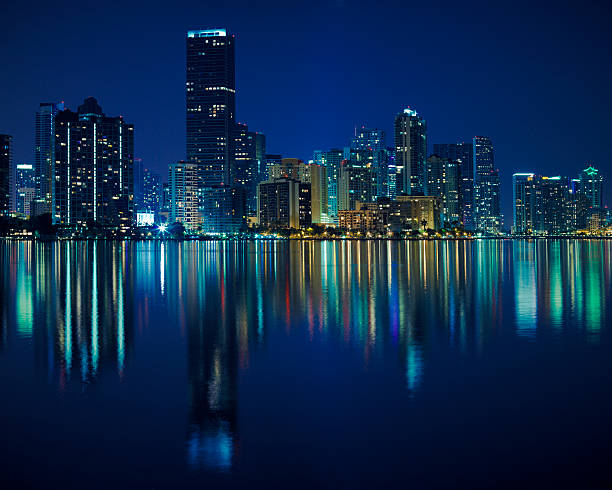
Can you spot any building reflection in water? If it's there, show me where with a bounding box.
[0,239,610,471]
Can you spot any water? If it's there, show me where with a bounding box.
[0,240,611,488]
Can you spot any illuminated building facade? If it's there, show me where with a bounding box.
[186,29,235,188]
[53,98,134,228]
[313,148,343,219]
[512,173,536,234]
[351,127,388,199]
[433,142,474,228]
[16,163,35,216]
[0,134,11,215]
[257,178,311,229]
[169,160,200,229]
[426,155,461,225]
[338,150,377,211]
[35,101,64,209]
[394,108,427,196]
[472,136,501,233]
[579,166,603,209]
[143,168,162,219]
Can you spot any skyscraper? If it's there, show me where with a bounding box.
[433,142,474,228]
[35,102,64,209]
[15,163,35,216]
[394,108,427,196]
[143,168,162,219]
[426,155,461,225]
[53,98,134,228]
[338,151,377,211]
[233,123,265,214]
[351,127,388,200]
[472,136,501,233]
[512,173,536,234]
[0,134,12,215]
[313,148,343,219]
[579,165,603,209]
[186,29,236,188]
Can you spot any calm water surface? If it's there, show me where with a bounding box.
[1,240,611,488]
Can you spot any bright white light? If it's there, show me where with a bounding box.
[158,225,168,233]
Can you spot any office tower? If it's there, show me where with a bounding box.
[15,163,35,216]
[512,173,536,234]
[433,142,474,228]
[233,123,265,214]
[426,155,461,225]
[35,102,64,209]
[305,164,328,224]
[133,158,144,211]
[264,154,282,179]
[532,176,573,234]
[394,108,427,196]
[257,179,311,229]
[313,148,343,219]
[200,186,246,233]
[186,29,235,186]
[143,168,162,218]
[53,97,134,228]
[0,134,12,215]
[169,160,199,229]
[160,182,171,222]
[338,150,377,211]
[472,136,501,233]
[579,165,603,209]
[351,127,388,200]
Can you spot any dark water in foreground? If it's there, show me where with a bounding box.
[0,240,611,488]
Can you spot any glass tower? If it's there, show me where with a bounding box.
[472,136,501,233]
[394,108,427,196]
[35,102,64,207]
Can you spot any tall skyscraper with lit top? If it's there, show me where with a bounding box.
[186,29,235,188]
[394,108,427,196]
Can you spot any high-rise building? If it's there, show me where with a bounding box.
[313,148,343,219]
[426,155,461,225]
[53,98,134,228]
[532,176,573,234]
[233,123,265,214]
[133,158,145,211]
[257,178,311,229]
[169,160,199,229]
[394,108,427,196]
[433,142,474,228]
[35,102,64,209]
[143,168,162,218]
[512,173,536,234]
[472,136,501,233]
[15,163,35,216]
[200,186,246,234]
[351,127,388,200]
[579,166,603,209]
[338,150,377,211]
[0,134,12,215]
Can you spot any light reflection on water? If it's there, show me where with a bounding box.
[0,239,611,483]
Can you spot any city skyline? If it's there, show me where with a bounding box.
[1,1,610,224]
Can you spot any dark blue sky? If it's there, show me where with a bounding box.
[1,0,610,222]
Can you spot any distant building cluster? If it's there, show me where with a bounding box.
[0,28,608,237]
[512,166,606,235]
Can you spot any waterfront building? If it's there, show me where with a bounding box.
[169,160,199,229]
[186,28,235,188]
[200,186,246,233]
[133,158,144,211]
[233,122,258,213]
[394,195,441,232]
[472,136,502,233]
[394,108,427,196]
[143,168,162,219]
[512,173,536,234]
[351,127,388,199]
[53,98,134,228]
[532,176,573,235]
[0,134,12,215]
[426,155,461,225]
[257,178,311,229]
[433,142,474,228]
[579,166,603,209]
[338,150,377,211]
[15,163,35,216]
[34,102,64,210]
[313,148,343,219]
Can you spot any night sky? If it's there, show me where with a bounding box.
[1,0,610,223]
